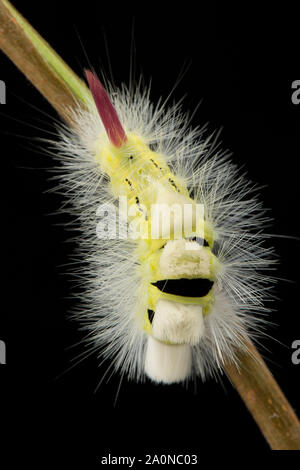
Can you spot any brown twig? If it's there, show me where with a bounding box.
[1,0,300,450]
[0,0,83,125]
[225,339,300,449]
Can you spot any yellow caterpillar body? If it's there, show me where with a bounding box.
[53,70,274,383]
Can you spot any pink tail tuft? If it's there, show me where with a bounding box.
[85,70,127,147]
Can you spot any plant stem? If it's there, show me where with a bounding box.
[0,0,90,125]
[225,339,300,449]
[1,0,300,450]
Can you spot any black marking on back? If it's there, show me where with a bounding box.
[152,278,214,297]
[148,309,155,324]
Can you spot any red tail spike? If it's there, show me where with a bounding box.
[85,70,127,148]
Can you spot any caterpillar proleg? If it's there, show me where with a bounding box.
[49,69,275,385]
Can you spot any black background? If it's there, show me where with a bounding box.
[1,0,300,465]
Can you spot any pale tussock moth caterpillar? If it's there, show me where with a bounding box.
[47,69,276,384]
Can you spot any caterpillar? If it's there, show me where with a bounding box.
[49,69,275,385]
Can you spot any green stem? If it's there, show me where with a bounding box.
[2,0,90,104]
